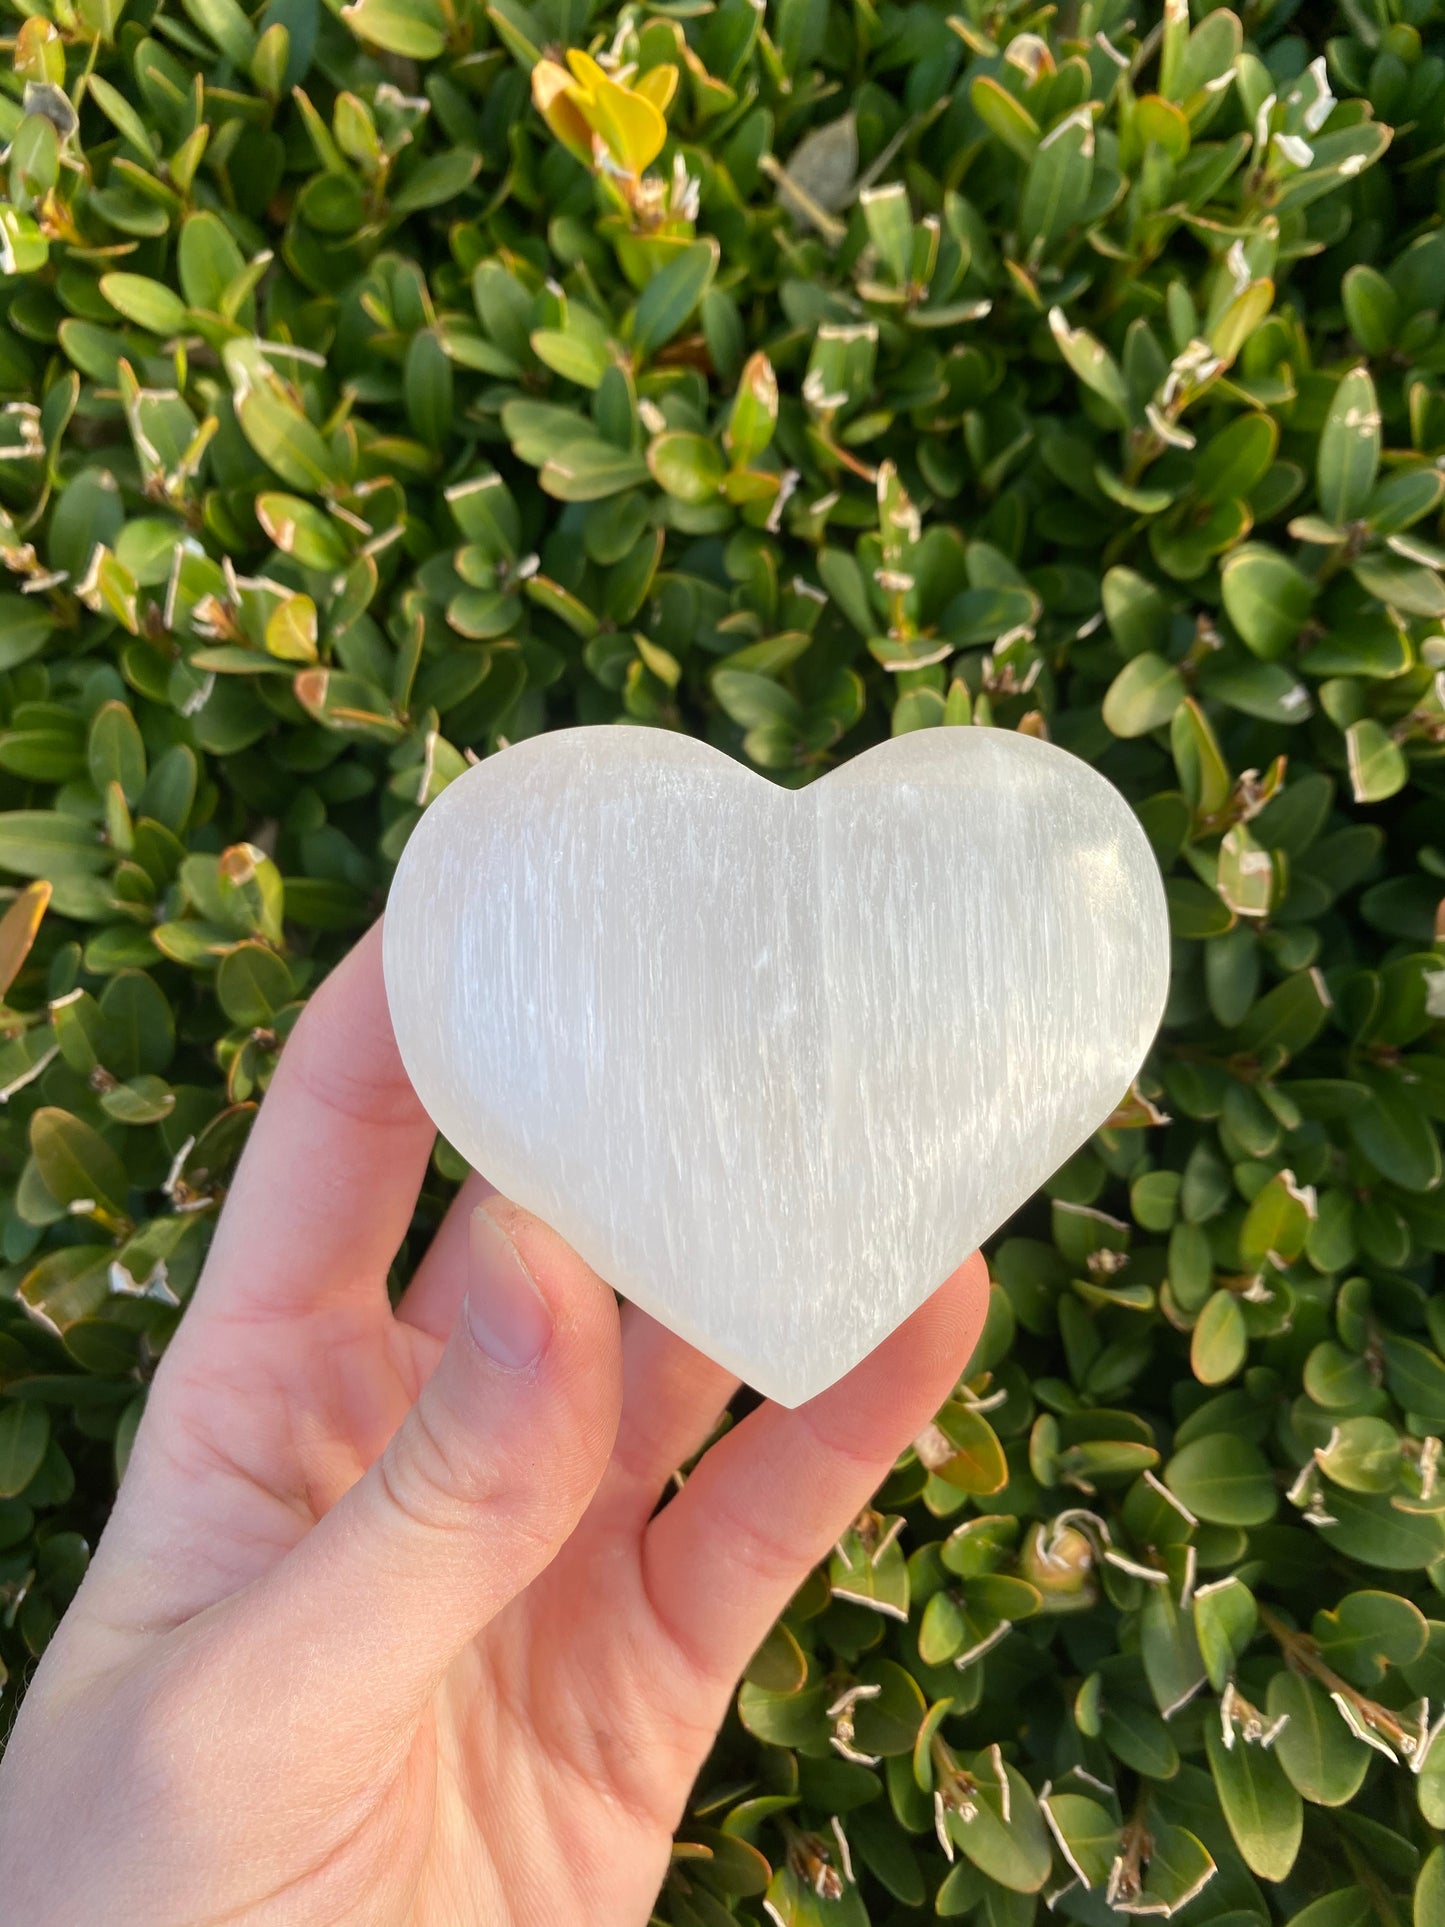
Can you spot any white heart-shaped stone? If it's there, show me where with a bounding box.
[384,726,1168,1406]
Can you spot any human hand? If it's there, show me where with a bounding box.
[0,923,988,1926]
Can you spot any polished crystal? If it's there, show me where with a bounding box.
[384,726,1169,1406]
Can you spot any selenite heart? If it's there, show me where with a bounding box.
[383,726,1169,1406]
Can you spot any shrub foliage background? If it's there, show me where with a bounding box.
[2,0,1445,1916]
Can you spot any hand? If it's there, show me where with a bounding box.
[0,924,988,1926]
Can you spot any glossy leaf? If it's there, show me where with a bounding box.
[1205,1720,1302,1880]
[1267,1673,1371,1807]
[1317,367,1381,526]
[632,241,720,360]
[1221,545,1314,658]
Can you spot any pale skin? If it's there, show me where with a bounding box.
[0,924,988,1925]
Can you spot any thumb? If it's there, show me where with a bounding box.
[227,1198,623,1741]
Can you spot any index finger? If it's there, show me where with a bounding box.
[187,921,437,1331]
[639,1254,990,1688]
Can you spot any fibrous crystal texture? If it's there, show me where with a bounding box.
[384,726,1169,1405]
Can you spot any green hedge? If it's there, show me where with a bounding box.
[3,0,1445,1918]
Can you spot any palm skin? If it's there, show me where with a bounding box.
[0,925,986,1926]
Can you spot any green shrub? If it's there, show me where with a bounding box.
[3,0,1445,1915]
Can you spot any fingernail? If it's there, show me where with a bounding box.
[466,1204,552,1370]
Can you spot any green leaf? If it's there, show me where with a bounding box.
[1318,367,1381,526]
[1345,718,1407,804]
[178,211,248,312]
[1221,545,1314,658]
[256,494,351,570]
[1314,1590,1428,1684]
[1210,277,1275,363]
[97,1075,172,1125]
[737,1665,831,1749]
[1303,610,1410,680]
[531,320,612,389]
[852,1658,926,1755]
[1267,1673,1371,1807]
[1205,1719,1302,1881]
[1169,698,1230,818]
[713,670,802,732]
[763,1863,867,1926]
[1239,1170,1314,1269]
[970,75,1040,161]
[1347,1069,1441,1193]
[1367,466,1444,535]
[1049,307,1129,424]
[1236,969,1331,1060]
[681,1826,772,1902]
[1166,875,1233,939]
[1020,109,1094,251]
[847,1807,923,1905]
[632,241,720,360]
[226,348,340,495]
[524,574,598,639]
[1140,1577,1206,1717]
[404,329,454,451]
[940,586,1038,646]
[11,110,60,207]
[1418,1848,1445,1927]
[726,352,779,466]
[1163,4,1241,100]
[99,272,188,334]
[648,431,726,504]
[1194,1576,1258,1692]
[340,0,447,57]
[1202,659,1310,724]
[1102,567,1169,657]
[1317,1488,1445,1571]
[214,932,290,1025]
[827,1521,910,1623]
[927,1403,1009,1495]
[1190,1290,1248,1386]
[539,440,650,502]
[1038,1791,1117,1889]
[391,149,480,218]
[1099,1694,1178,1778]
[29,1107,130,1220]
[1103,653,1186,737]
[87,701,146,806]
[0,597,58,673]
[1135,1822,1216,1916]
[1343,264,1399,355]
[99,972,175,1079]
[1380,1335,1445,1423]
[0,880,50,1001]
[944,1754,1052,1893]
[1351,549,1445,616]
[1315,1418,1401,1494]
[1195,413,1278,504]
[1310,1341,1371,1418]
[86,72,157,160]
[0,812,107,882]
[1216,824,1274,919]
[1165,1435,1277,1526]
[859,183,913,286]
[0,1401,50,1498]
[446,472,520,554]
[181,0,257,65]
[1287,1891,1374,1927]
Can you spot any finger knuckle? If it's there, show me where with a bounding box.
[374,1396,489,1539]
